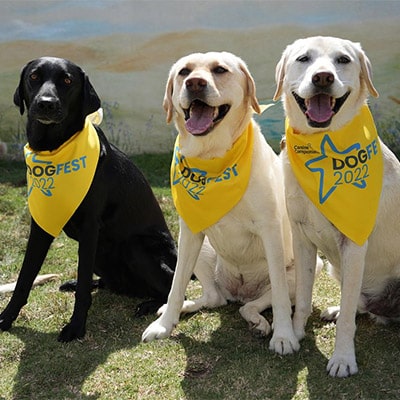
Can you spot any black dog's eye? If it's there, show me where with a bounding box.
[337,55,351,64]
[178,68,191,76]
[296,55,310,63]
[64,76,72,85]
[213,66,228,74]
[29,73,39,81]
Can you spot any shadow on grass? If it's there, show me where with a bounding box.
[10,327,103,399]
[7,290,142,400]
[5,296,400,399]
[177,305,327,400]
[304,312,400,399]
[178,306,400,400]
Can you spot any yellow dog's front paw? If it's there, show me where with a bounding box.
[327,352,358,378]
[141,318,175,342]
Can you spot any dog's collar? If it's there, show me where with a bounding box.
[24,118,100,237]
[285,104,383,245]
[171,121,254,233]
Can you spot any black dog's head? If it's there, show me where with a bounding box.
[14,57,101,151]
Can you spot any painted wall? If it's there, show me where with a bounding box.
[0,0,398,154]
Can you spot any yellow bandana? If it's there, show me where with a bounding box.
[24,118,100,237]
[286,105,383,245]
[171,122,254,233]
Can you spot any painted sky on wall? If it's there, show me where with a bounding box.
[1,0,398,42]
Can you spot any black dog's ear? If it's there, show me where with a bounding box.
[13,62,31,115]
[82,73,101,117]
[13,86,24,115]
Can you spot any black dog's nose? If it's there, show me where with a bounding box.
[186,77,207,93]
[37,96,60,112]
[312,72,334,88]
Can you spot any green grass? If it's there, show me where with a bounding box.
[1,156,400,400]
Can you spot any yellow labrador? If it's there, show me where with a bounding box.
[274,36,400,377]
[142,52,300,354]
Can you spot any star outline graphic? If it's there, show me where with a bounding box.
[305,134,362,204]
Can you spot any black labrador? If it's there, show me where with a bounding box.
[0,57,177,342]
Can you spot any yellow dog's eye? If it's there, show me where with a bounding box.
[213,66,228,74]
[296,55,310,63]
[178,68,191,76]
[337,55,351,64]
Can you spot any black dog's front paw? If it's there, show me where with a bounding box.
[59,279,104,292]
[135,299,165,317]
[59,279,78,292]
[57,321,86,342]
[0,312,14,332]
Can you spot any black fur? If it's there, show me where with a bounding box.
[0,57,176,342]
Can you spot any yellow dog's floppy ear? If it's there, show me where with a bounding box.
[273,50,288,101]
[163,68,175,124]
[239,62,261,114]
[356,43,379,98]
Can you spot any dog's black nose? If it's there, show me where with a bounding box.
[186,77,207,93]
[312,72,334,88]
[37,96,60,112]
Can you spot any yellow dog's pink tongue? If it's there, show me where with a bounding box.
[185,102,215,135]
[306,94,334,123]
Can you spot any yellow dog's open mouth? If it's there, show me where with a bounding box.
[184,100,230,136]
[292,91,350,128]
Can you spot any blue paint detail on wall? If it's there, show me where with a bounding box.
[0,1,398,42]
